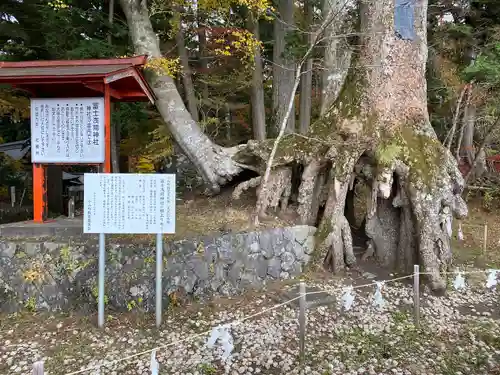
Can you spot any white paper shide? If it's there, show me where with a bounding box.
[30,98,105,163]
[83,173,176,234]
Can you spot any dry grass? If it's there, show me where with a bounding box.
[111,190,291,243]
[453,199,500,268]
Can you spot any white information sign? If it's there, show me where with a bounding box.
[30,98,105,163]
[83,173,176,234]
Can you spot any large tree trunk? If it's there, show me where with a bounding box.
[247,14,267,140]
[299,0,314,134]
[176,24,200,123]
[197,21,209,108]
[272,0,296,134]
[243,0,467,292]
[111,122,120,173]
[119,0,241,192]
[320,0,353,115]
[462,103,475,166]
[460,99,488,180]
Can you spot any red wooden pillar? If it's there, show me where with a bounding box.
[104,82,112,173]
[33,163,47,223]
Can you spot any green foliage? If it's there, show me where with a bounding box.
[283,30,307,60]
[464,43,500,88]
[126,297,144,311]
[197,363,217,375]
[91,282,108,305]
[24,296,37,312]
[0,153,27,195]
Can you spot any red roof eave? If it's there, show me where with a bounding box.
[0,55,148,69]
[0,63,156,104]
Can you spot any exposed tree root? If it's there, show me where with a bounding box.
[232,176,262,200]
[297,160,323,225]
[229,0,469,292]
[238,137,467,292]
[254,167,292,221]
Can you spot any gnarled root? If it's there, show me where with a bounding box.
[323,214,356,272]
[400,155,467,292]
[356,154,467,292]
[297,160,324,225]
[255,167,292,219]
[316,153,360,273]
[365,196,400,269]
[232,176,262,200]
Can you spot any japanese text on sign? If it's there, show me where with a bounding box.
[83,173,176,234]
[30,98,105,163]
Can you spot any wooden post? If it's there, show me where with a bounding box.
[32,164,47,223]
[47,165,64,215]
[150,349,159,375]
[483,224,488,254]
[10,186,15,207]
[32,361,44,375]
[299,282,306,366]
[413,265,420,328]
[104,82,112,173]
[68,196,75,219]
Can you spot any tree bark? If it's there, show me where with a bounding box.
[247,14,267,141]
[272,0,296,134]
[455,84,472,161]
[111,121,120,173]
[320,0,353,115]
[176,24,200,122]
[197,17,209,122]
[119,0,241,192]
[462,103,475,166]
[299,0,314,134]
[108,0,114,44]
[108,0,119,173]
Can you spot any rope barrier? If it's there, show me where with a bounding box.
[63,268,498,375]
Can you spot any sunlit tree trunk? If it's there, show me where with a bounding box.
[299,0,313,134]
[272,0,296,133]
[176,24,199,122]
[119,0,241,192]
[247,14,267,140]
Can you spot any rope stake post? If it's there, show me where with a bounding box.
[98,233,106,328]
[299,282,306,367]
[413,264,420,328]
[156,233,163,328]
[32,361,44,375]
[483,224,488,254]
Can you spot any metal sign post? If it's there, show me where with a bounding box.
[156,233,163,327]
[84,173,175,328]
[98,233,106,328]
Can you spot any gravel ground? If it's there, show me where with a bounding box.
[1,271,499,375]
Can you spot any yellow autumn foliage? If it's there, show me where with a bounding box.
[135,156,156,173]
[213,29,263,68]
[0,90,30,122]
[145,57,182,77]
[0,186,8,200]
[48,0,69,9]
[433,55,462,93]
[198,0,273,15]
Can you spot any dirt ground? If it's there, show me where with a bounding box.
[452,199,500,269]
[1,197,500,375]
[111,189,292,243]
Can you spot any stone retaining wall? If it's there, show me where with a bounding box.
[0,226,316,313]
